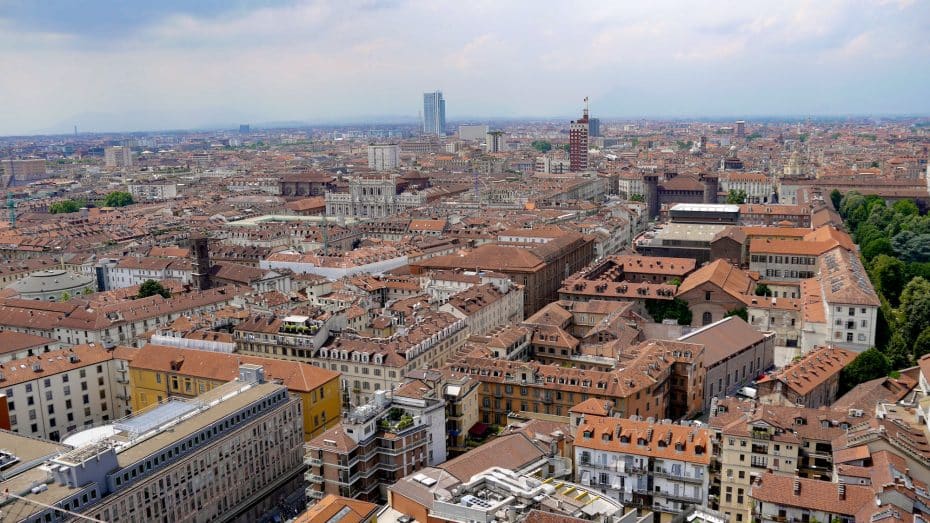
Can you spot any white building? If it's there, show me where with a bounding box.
[573,412,712,522]
[367,144,400,171]
[128,182,178,201]
[1,343,134,442]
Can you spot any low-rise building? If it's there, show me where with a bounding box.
[756,345,855,408]
[678,316,775,413]
[750,473,871,523]
[128,344,341,440]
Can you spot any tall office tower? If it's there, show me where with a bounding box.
[423,90,446,137]
[588,117,601,137]
[569,98,590,172]
[736,120,746,137]
[367,144,400,171]
[486,130,505,153]
[239,124,250,134]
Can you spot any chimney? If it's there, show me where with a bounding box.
[793,478,800,495]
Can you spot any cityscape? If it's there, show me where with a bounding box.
[0,2,929,523]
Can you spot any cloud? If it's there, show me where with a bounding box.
[0,0,928,135]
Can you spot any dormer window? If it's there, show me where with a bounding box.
[620,435,631,444]
[583,431,593,439]
[675,442,684,452]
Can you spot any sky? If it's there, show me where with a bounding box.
[1,0,929,135]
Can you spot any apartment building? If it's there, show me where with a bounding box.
[709,397,867,522]
[574,415,711,522]
[1,343,134,442]
[750,474,871,523]
[756,345,855,408]
[0,330,62,363]
[0,367,305,523]
[439,281,524,336]
[816,246,880,352]
[234,309,347,360]
[128,344,341,440]
[311,310,468,407]
[447,338,705,425]
[0,288,237,347]
[411,229,596,316]
[559,254,694,305]
[306,389,443,502]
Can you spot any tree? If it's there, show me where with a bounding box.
[899,277,930,345]
[49,200,82,214]
[629,194,645,202]
[103,191,134,207]
[725,307,748,321]
[754,284,773,297]
[893,199,919,217]
[829,189,842,210]
[645,298,692,326]
[726,189,747,204]
[137,279,171,299]
[913,327,930,360]
[561,144,570,152]
[840,348,891,394]
[869,255,907,306]
[861,237,894,261]
[531,140,552,153]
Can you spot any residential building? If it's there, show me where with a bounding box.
[313,309,468,407]
[574,415,711,521]
[423,90,446,136]
[750,473,871,523]
[569,102,590,172]
[128,344,341,440]
[438,281,524,336]
[447,338,705,426]
[127,181,178,200]
[306,388,444,502]
[0,367,305,523]
[0,330,62,363]
[815,246,880,352]
[678,316,775,413]
[755,345,855,408]
[559,254,694,305]
[367,144,400,171]
[104,146,133,168]
[0,343,134,441]
[233,309,347,361]
[412,228,596,316]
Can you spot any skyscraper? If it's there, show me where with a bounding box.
[423,90,446,137]
[569,98,590,172]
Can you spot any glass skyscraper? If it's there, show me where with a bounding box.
[423,90,446,136]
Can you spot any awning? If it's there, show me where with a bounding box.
[469,422,490,437]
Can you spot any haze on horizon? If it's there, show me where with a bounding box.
[1,0,928,136]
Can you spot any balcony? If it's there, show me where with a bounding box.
[306,488,324,500]
[305,473,323,483]
[656,490,703,504]
[653,469,705,484]
[116,376,130,384]
[304,456,322,467]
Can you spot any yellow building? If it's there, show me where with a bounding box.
[129,344,341,440]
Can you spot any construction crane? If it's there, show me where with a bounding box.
[6,192,15,228]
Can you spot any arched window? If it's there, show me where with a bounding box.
[702,311,713,326]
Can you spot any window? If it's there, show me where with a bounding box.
[705,291,711,301]
[702,312,713,326]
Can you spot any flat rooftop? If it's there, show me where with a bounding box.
[226,214,360,227]
[670,203,740,213]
